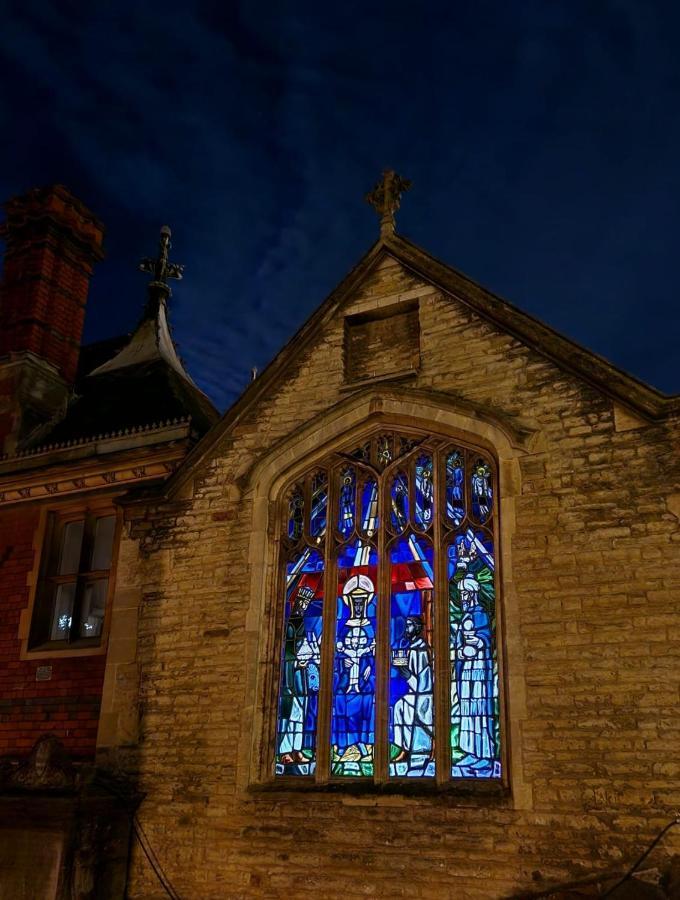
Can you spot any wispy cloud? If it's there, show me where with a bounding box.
[1,0,679,407]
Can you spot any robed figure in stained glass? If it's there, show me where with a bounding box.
[332,573,376,771]
[471,459,492,522]
[278,583,321,764]
[392,616,434,761]
[276,546,324,776]
[451,572,497,776]
[275,434,502,783]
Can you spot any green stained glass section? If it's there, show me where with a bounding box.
[448,530,501,779]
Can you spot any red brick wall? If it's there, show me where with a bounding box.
[0,185,104,384]
[0,508,106,759]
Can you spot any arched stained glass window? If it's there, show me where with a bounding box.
[275,432,502,783]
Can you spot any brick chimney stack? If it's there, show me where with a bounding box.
[0,185,104,454]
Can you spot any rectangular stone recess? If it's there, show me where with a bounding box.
[344,302,420,383]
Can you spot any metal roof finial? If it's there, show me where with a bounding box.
[365,169,412,238]
[138,225,185,292]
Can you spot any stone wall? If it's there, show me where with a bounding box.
[122,254,680,898]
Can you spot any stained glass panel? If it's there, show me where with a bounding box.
[276,548,324,776]
[287,488,304,541]
[389,534,435,777]
[389,471,409,533]
[310,471,328,539]
[448,530,501,779]
[331,540,377,777]
[414,454,433,529]
[338,466,356,538]
[470,458,492,524]
[445,450,465,527]
[276,434,502,785]
[360,478,379,537]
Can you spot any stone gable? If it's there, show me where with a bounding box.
[115,248,680,899]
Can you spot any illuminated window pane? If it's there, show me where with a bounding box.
[275,548,324,776]
[360,478,378,537]
[50,583,76,640]
[470,458,492,524]
[59,521,84,575]
[79,579,109,638]
[389,534,435,777]
[449,530,501,779]
[274,433,502,785]
[310,472,328,539]
[414,454,433,529]
[331,540,377,777]
[337,466,356,538]
[389,471,409,533]
[445,450,465,527]
[287,488,304,541]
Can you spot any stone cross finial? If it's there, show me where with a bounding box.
[139,225,184,292]
[365,169,412,238]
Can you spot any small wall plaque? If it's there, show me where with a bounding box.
[35,665,53,682]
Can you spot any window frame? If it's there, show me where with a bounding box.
[22,499,122,658]
[267,427,509,793]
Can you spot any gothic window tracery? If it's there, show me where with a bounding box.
[275,430,502,784]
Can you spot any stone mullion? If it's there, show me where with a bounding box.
[315,465,338,784]
[374,470,389,784]
[434,446,451,785]
[487,455,507,787]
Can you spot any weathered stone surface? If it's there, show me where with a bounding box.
[109,252,680,899]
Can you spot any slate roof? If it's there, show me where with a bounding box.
[37,292,218,447]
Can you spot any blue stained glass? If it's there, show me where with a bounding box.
[471,458,492,523]
[276,548,325,776]
[388,534,435,778]
[310,472,328,539]
[390,472,409,533]
[338,466,355,538]
[445,451,465,527]
[287,488,304,540]
[331,540,377,777]
[448,530,501,779]
[414,454,434,529]
[360,479,379,537]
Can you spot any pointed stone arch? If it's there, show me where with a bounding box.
[238,386,532,809]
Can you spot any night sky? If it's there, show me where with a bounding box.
[1,1,679,410]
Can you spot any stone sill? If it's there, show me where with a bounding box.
[248,777,510,806]
[340,367,419,393]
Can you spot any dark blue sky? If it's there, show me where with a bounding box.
[1,1,679,409]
